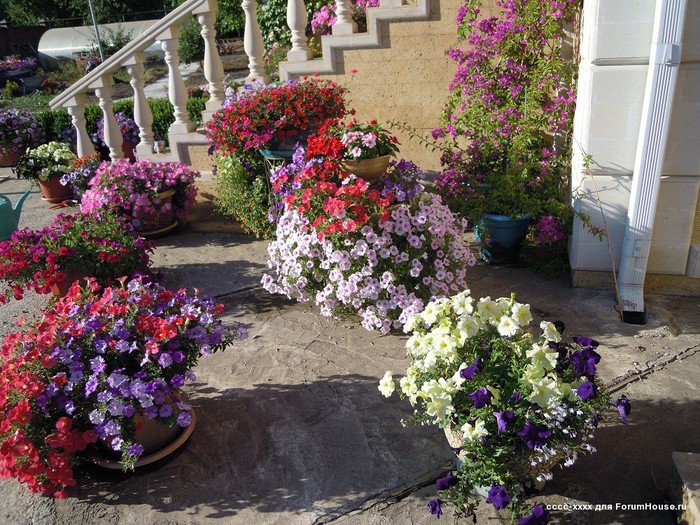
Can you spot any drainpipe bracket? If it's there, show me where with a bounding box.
[622,310,647,325]
[653,42,681,66]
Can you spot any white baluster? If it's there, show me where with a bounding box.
[92,75,124,161]
[380,0,404,7]
[124,51,156,157]
[194,3,226,122]
[242,0,269,83]
[287,0,312,62]
[65,94,95,158]
[333,0,357,35]
[159,26,196,134]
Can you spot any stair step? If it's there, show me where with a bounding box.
[671,452,700,525]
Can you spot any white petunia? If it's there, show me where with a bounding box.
[512,302,533,326]
[378,371,396,398]
[497,315,519,337]
[526,343,558,371]
[540,321,562,342]
[461,419,489,441]
[528,375,561,408]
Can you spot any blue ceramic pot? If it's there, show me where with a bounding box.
[474,213,531,265]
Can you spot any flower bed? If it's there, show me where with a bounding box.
[379,291,631,522]
[0,275,247,497]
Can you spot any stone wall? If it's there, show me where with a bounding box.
[320,0,467,172]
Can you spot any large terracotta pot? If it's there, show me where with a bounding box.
[38,177,74,204]
[340,154,392,182]
[92,406,197,469]
[133,188,177,237]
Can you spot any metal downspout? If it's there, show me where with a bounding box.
[617,0,688,324]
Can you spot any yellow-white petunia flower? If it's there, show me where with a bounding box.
[461,419,489,441]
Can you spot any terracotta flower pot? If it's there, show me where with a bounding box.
[133,188,177,236]
[38,177,74,204]
[340,154,392,182]
[0,146,22,167]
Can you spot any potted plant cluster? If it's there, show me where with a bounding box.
[262,126,477,333]
[92,112,140,161]
[206,77,347,238]
[80,159,199,235]
[0,109,45,166]
[430,0,579,264]
[334,118,400,181]
[0,211,154,304]
[0,274,248,497]
[379,290,631,523]
[60,152,103,201]
[13,141,77,203]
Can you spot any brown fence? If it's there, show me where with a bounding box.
[0,25,48,57]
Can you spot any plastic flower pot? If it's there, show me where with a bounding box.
[474,213,531,265]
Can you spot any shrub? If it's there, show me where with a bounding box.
[214,152,275,238]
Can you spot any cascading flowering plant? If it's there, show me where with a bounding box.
[379,290,631,523]
[0,108,45,156]
[60,152,104,195]
[0,211,153,304]
[0,55,37,73]
[13,141,76,183]
[333,118,400,161]
[91,112,140,148]
[206,77,346,156]
[0,275,247,497]
[80,159,199,230]
[262,126,477,333]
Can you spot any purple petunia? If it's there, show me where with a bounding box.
[468,386,492,408]
[486,485,511,510]
[570,347,601,378]
[428,498,443,518]
[460,356,483,380]
[615,395,631,424]
[435,472,458,491]
[517,420,551,449]
[494,410,515,433]
[517,504,550,525]
[576,381,597,401]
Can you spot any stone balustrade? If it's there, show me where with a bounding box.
[49,0,409,164]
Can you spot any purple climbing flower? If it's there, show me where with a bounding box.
[572,335,599,348]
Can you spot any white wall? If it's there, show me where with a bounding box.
[570,0,700,277]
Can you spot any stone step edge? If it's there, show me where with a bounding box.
[671,451,700,525]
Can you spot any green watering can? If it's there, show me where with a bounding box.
[0,190,30,241]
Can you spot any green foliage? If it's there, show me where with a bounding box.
[88,25,133,58]
[214,152,275,239]
[178,17,204,66]
[3,81,21,99]
[257,0,327,50]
